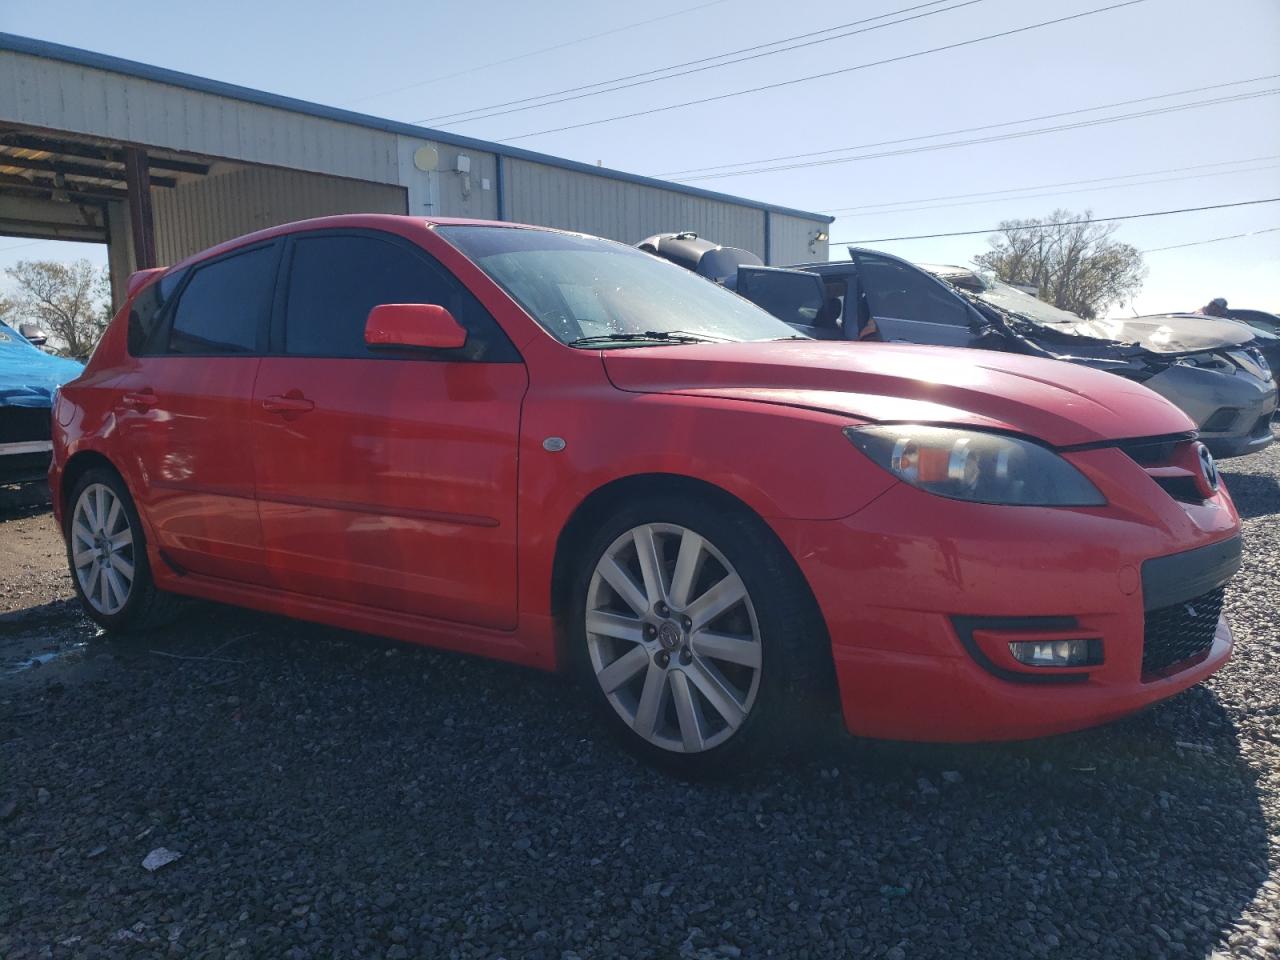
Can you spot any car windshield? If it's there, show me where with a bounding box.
[965,270,1086,327]
[438,225,801,347]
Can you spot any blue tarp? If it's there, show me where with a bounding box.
[0,321,84,408]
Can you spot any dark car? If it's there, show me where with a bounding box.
[639,235,1277,459]
[0,319,84,490]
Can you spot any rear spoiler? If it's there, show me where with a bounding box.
[125,267,167,299]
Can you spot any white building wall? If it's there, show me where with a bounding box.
[770,213,829,265]
[503,158,767,254]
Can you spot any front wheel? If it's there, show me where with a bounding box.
[570,495,829,773]
[65,467,182,633]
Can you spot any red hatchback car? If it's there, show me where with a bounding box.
[51,215,1241,770]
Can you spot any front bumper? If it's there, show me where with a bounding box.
[0,440,53,486]
[1142,364,1277,459]
[1,403,55,486]
[777,446,1241,742]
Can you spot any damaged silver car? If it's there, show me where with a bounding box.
[638,236,1276,459]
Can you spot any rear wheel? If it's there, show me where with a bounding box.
[65,467,182,633]
[570,495,828,774]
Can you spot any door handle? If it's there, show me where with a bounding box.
[262,393,315,415]
[121,389,159,409]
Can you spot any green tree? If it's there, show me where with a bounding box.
[3,259,111,357]
[974,210,1146,319]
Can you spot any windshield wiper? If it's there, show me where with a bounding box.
[567,330,722,348]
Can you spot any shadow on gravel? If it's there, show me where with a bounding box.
[1220,468,1280,519]
[1,599,1269,959]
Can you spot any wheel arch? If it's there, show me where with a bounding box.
[59,450,121,519]
[548,472,838,704]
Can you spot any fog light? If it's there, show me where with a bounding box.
[1009,639,1095,667]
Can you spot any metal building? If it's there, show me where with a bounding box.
[0,33,832,308]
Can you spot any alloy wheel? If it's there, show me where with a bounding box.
[586,523,763,753]
[71,482,135,616]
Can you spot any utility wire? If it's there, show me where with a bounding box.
[824,154,1280,214]
[496,0,1149,142]
[345,0,734,105]
[836,163,1280,217]
[672,87,1280,180]
[660,73,1280,178]
[830,198,1280,244]
[0,238,56,253]
[419,0,982,125]
[1141,225,1280,253]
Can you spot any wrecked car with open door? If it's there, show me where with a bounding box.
[852,257,1277,459]
[640,236,1275,459]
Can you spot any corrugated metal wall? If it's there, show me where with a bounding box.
[0,51,402,185]
[151,165,406,264]
[1,45,831,269]
[770,213,829,265]
[504,159,767,254]
[430,144,500,220]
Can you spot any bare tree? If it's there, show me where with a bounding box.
[3,259,110,357]
[973,210,1146,319]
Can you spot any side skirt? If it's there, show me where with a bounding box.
[152,565,558,671]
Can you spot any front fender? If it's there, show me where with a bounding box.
[515,382,898,620]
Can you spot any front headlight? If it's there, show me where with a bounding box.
[843,424,1106,506]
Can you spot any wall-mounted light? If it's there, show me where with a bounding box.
[809,229,829,253]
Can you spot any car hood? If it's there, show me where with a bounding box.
[1027,314,1255,354]
[602,340,1194,447]
[0,326,85,408]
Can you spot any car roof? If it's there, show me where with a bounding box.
[158,214,583,278]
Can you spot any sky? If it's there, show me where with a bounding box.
[2,0,1278,317]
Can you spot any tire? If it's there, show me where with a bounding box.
[64,466,184,633]
[568,493,831,775]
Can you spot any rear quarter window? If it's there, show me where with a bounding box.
[127,269,187,355]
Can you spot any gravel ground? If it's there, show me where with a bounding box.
[2,437,1279,960]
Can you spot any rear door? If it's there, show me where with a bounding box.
[113,242,279,583]
[251,229,527,629]
[851,253,983,347]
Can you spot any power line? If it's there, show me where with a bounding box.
[0,238,56,253]
[671,87,1279,180]
[419,0,983,125]
[830,198,1280,244]
[496,0,1150,142]
[344,0,734,106]
[834,162,1280,217]
[1141,225,1280,253]
[660,73,1280,179]
[823,154,1280,214]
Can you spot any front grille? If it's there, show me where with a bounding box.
[0,406,53,445]
[1115,433,1206,504]
[1249,413,1274,439]
[1142,586,1224,678]
[1116,433,1194,467]
[1152,476,1203,503]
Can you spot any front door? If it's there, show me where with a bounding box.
[114,242,280,583]
[251,229,527,629]
[851,253,984,347]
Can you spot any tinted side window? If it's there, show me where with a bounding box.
[284,234,518,361]
[128,268,187,355]
[168,247,276,354]
[855,256,970,327]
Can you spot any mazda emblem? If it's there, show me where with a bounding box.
[1197,443,1219,492]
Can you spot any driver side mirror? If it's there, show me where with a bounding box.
[365,303,467,351]
[18,321,48,346]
